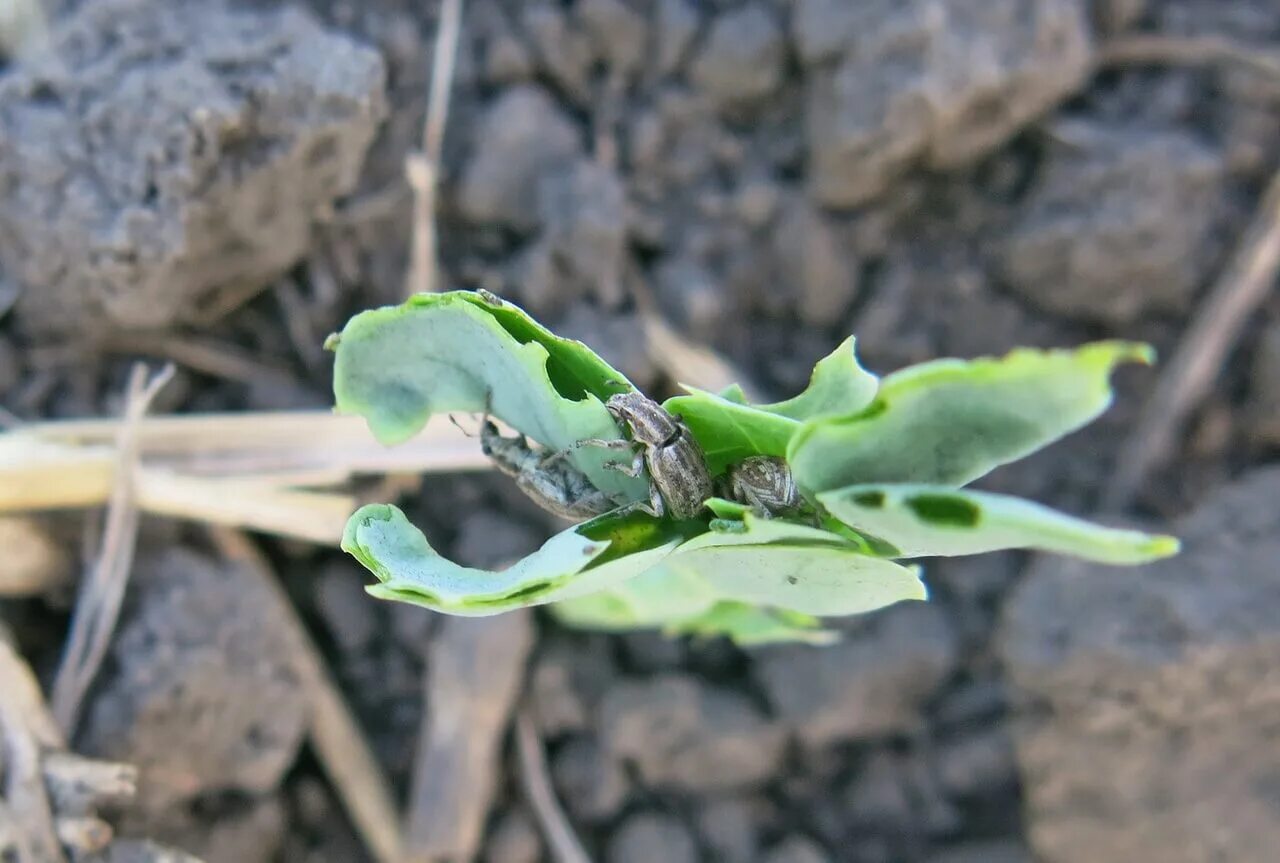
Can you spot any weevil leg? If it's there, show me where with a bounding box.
[575,437,634,451]
[647,483,666,519]
[602,452,646,479]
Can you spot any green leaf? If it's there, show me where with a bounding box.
[668,603,839,646]
[663,387,796,475]
[819,484,1180,564]
[556,511,925,628]
[663,338,878,475]
[343,503,689,615]
[756,336,878,421]
[788,341,1154,493]
[329,291,646,499]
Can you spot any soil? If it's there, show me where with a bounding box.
[2,0,1279,861]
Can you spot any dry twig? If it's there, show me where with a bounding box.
[515,709,591,863]
[405,0,464,297]
[1097,34,1280,80]
[51,364,173,735]
[1,411,491,545]
[405,611,534,863]
[208,528,403,863]
[1103,170,1280,512]
[0,640,64,863]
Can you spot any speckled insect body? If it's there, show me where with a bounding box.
[724,456,805,518]
[480,420,620,521]
[578,391,715,521]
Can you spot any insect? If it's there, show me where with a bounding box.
[479,419,621,521]
[722,455,805,518]
[576,392,715,521]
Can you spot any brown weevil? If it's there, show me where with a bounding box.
[723,455,805,518]
[576,392,715,521]
[479,419,622,521]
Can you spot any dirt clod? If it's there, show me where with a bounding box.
[599,674,786,793]
[77,547,308,815]
[1000,121,1228,323]
[1001,467,1280,863]
[606,812,698,863]
[756,603,959,747]
[0,0,386,335]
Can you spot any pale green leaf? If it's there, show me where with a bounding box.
[789,341,1154,493]
[664,338,878,474]
[329,291,646,499]
[663,386,796,475]
[343,503,688,615]
[756,336,878,421]
[820,483,1180,564]
[668,603,839,646]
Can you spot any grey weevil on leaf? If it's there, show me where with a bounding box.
[577,392,716,521]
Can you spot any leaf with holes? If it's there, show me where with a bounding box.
[820,484,1179,564]
[328,290,647,500]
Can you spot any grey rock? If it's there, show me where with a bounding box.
[95,841,203,863]
[1091,0,1147,34]
[696,797,760,863]
[599,674,786,793]
[534,160,629,308]
[557,307,658,393]
[1000,467,1280,863]
[691,4,785,109]
[0,0,386,335]
[843,751,913,835]
[926,840,1034,863]
[762,835,831,863]
[805,0,1091,206]
[456,86,582,231]
[522,3,594,104]
[1245,323,1280,446]
[933,727,1018,801]
[529,639,616,737]
[551,735,629,823]
[484,808,541,863]
[452,508,543,569]
[0,336,18,393]
[771,195,860,327]
[144,794,286,863]
[607,812,698,863]
[655,0,700,77]
[78,548,307,814]
[756,603,959,747]
[313,561,378,654]
[579,0,649,80]
[1000,122,1226,323]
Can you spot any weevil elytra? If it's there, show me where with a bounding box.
[479,420,622,521]
[722,455,805,518]
[577,392,715,521]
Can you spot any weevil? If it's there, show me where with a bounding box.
[577,392,715,521]
[479,419,621,521]
[722,455,805,518]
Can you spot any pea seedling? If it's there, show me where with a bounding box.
[576,392,715,521]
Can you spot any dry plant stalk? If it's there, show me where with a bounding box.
[209,528,403,863]
[1104,169,1280,511]
[515,709,591,863]
[405,0,464,297]
[51,364,174,734]
[0,411,491,547]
